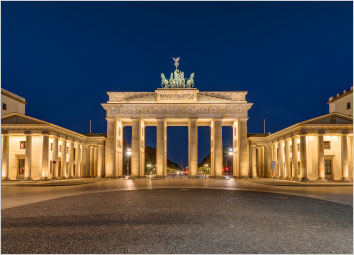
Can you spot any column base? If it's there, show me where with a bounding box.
[342,177,352,182]
[40,177,49,181]
[317,177,327,182]
[299,177,308,182]
[1,177,9,181]
[188,176,200,178]
[24,177,33,181]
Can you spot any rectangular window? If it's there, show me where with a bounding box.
[325,159,332,174]
[50,143,53,151]
[20,141,26,149]
[297,144,300,152]
[59,145,62,152]
[2,103,7,110]
[324,141,331,150]
[347,102,351,110]
[290,145,292,151]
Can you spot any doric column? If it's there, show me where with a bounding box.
[41,134,50,180]
[210,121,215,177]
[74,142,80,177]
[232,120,239,178]
[90,146,94,177]
[156,119,166,177]
[1,134,9,180]
[299,134,307,181]
[239,118,249,178]
[24,132,32,180]
[285,139,290,179]
[264,144,271,178]
[86,145,91,177]
[341,132,349,180]
[77,144,82,177]
[139,120,145,177]
[164,122,167,176]
[131,119,140,177]
[276,142,281,178]
[105,119,116,177]
[81,145,87,177]
[67,141,74,178]
[97,144,104,178]
[52,136,58,179]
[281,141,286,179]
[251,145,257,178]
[318,133,325,180]
[116,120,124,177]
[256,146,261,177]
[61,139,67,178]
[188,118,198,177]
[94,146,98,177]
[349,136,353,179]
[214,119,223,178]
[291,136,298,180]
[260,145,265,177]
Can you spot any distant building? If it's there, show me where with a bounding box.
[1,88,27,115]
[328,87,353,116]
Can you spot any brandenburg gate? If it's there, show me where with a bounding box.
[101,58,253,178]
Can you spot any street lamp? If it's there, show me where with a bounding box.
[126,148,132,176]
[147,163,152,178]
[226,148,233,177]
[204,163,209,179]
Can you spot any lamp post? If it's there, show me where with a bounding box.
[126,148,132,176]
[225,148,233,177]
[147,163,152,179]
[204,163,209,179]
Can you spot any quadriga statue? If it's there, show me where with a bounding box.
[186,73,195,88]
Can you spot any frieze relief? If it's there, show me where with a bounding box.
[159,94,195,100]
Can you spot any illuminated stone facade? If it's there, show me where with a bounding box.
[248,113,353,181]
[101,88,253,178]
[1,113,105,180]
[1,84,353,181]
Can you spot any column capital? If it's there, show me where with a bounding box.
[24,130,32,135]
[1,130,9,135]
[318,129,325,135]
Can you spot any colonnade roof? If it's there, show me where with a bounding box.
[1,113,106,143]
[249,112,353,143]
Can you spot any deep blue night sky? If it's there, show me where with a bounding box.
[2,1,353,166]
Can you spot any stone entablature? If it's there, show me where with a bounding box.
[103,88,252,121]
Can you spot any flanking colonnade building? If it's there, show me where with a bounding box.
[1,61,353,181]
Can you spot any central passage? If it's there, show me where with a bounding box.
[167,126,188,175]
